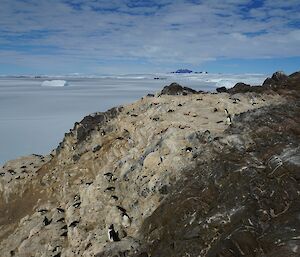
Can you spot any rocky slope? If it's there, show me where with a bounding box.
[0,72,299,257]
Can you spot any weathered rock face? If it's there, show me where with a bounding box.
[0,76,299,257]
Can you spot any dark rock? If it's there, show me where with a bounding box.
[158,185,168,195]
[160,83,198,96]
[216,86,227,93]
[219,70,299,96]
[227,82,251,94]
[263,71,288,86]
[56,106,123,153]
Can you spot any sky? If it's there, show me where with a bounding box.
[0,0,300,75]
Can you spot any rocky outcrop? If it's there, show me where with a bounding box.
[226,82,252,94]
[263,71,288,86]
[216,86,227,93]
[159,82,198,96]
[0,74,299,257]
[216,71,300,99]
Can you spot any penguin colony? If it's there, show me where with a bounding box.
[103,164,131,241]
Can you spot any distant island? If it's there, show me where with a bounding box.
[171,69,208,74]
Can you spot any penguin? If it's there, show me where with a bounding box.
[226,115,232,125]
[57,208,65,213]
[224,109,232,125]
[104,186,115,192]
[73,202,81,208]
[38,209,48,214]
[53,252,61,257]
[52,246,60,252]
[60,231,68,237]
[116,206,127,213]
[103,172,114,182]
[116,206,131,228]
[111,195,118,201]
[107,224,120,242]
[185,147,193,152]
[69,220,80,228]
[56,217,65,223]
[121,213,131,228]
[43,216,52,226]
[9,170,16,175]
[60,225,67,230]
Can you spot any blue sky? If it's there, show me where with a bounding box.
[0,0,300,75]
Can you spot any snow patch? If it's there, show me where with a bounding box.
[41,80,68,87]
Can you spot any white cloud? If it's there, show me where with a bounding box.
[0,0,299,73]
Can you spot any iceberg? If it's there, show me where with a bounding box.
[41,80,68,87]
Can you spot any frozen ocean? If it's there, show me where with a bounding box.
[0,73,267,165]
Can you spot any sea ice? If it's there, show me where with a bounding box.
[41,80,68,87]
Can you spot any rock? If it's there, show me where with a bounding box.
[227,82,251,94]
[263,71,288,86]
[0,71,299,257]
[140,102,300,257]
[160,83,198,96]
[216,86,227,93]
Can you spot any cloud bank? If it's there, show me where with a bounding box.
[0,0,299,74]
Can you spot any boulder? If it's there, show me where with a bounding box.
[216,86,227,93]
[227,82,251,94]
[160,83,198,96]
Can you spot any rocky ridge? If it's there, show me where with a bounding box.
[0,71,299,257]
